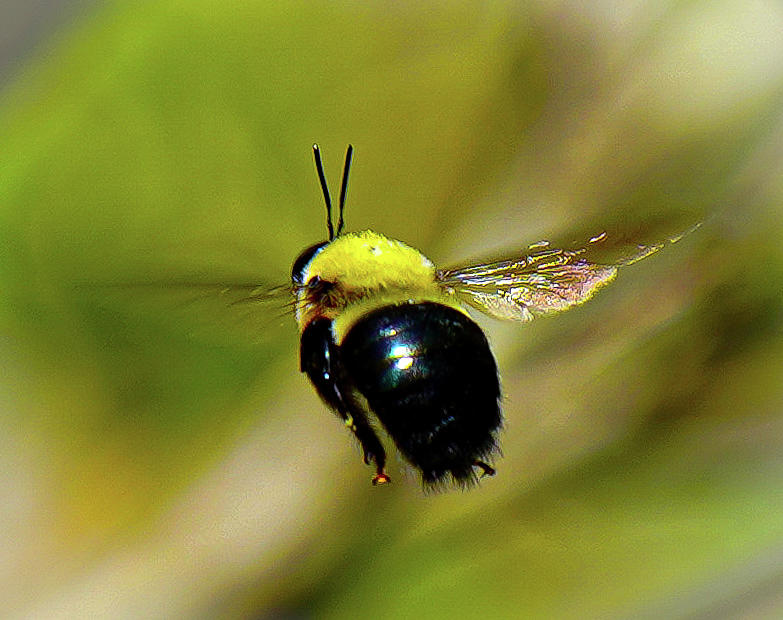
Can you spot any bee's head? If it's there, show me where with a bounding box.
[291,241,328,285]
[292,144,354,286]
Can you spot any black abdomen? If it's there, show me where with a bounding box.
[341,302,502,485]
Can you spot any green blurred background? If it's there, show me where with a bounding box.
[2,1,782,617]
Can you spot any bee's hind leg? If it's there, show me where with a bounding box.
[473,460,496,478]
[341,402,390,485]
[299,317,390,485]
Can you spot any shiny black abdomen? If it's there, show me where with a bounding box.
[341,301,502,485]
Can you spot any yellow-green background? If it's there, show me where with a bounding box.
[2,1,783,617]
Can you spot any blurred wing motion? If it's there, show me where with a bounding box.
[75,280,294,345]
[438,226,698,322]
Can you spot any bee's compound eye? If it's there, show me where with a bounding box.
[306,275,334,296]
[292,241,329,285]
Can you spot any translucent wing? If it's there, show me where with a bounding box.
[74,279,296,345]
[438,228,695,322]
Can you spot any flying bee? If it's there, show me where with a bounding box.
[270,145,686,488]
[96,145,692,489]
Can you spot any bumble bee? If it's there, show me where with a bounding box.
[284,145,685,488]
[103,146,691,488]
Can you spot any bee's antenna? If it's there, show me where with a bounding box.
[312,144,335,241]
[336,144,353,237]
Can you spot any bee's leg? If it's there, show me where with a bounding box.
[473,461,496,478]
[300,318,390,484]
[341,397,390,485]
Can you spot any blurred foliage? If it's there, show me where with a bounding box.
[1,0,782,617]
